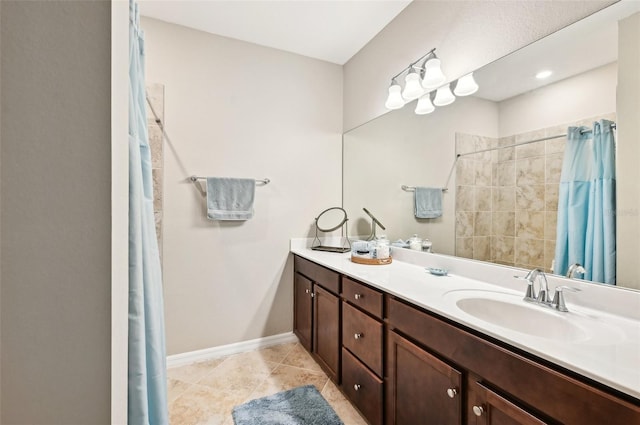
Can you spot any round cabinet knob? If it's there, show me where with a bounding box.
[354,333,363,339]
[446,388,458,398]
[354,294,362,300]
[305,289,310,294]
[353,384,361,391]
[472,405,484,417]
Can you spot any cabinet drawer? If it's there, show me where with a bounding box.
[342,301,383,376]
[342,347,383,425]
[342,276,383,319]
[294,255,340,295]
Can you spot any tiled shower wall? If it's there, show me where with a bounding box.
[455,113,615,272]
[146,83,164,258]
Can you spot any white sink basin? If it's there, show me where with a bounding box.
[443,289,624,344]
[455,296,587,341]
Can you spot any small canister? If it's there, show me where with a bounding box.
[422,238,432,253]
[375,235,390,259]
[408,234,422,251]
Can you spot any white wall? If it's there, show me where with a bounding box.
[344,96,499,254]
[343,0,616,131]
[1,1,112,423]
[498,62,617,137]
[616,12,640,289]
[141,18,343,355]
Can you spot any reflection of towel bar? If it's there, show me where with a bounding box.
[402,185,447,192]
[189,176,270,185]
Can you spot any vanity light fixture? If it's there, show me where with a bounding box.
[453,72,479,96]
[384,48,479,115]
[384,79,405,110]
[433,84,455,106]
[415,92,435,115]
[402,68,424,101]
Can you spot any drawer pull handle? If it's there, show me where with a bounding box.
[354,293,363,300]
[446,388,458,398]
[353,384,361,391]
[472,405,484,417]
[354,333,363,339]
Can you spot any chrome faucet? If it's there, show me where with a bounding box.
[519,268,549,303]
[566,263,586,279]
[516,268,581,312]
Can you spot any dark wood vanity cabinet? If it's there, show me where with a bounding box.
[341,277,385,425]
[293,255,640,425]
[466,379,548,425]
[293,256,341,382]
[387,330,462,425]
[293,272,313,351]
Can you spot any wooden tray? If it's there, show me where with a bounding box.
[350,255,392,265]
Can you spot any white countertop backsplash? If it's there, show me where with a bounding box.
[290,238,640,400]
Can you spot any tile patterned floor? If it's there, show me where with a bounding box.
[167,342,369,425]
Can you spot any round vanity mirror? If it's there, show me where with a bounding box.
[315,207,348,232]
[311,207,351,253]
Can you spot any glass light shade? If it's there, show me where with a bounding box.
[433,84,455,106]
[385,83,404,110]
[453,73,479,96]
[402,70,423,100]
[415,93,435,115]
[421,57,446,89]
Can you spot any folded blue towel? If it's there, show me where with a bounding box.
[414,187,443,219]
[206,177,255,220]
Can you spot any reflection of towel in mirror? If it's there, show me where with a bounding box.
[206,177,255,220]
[414,187,442,219]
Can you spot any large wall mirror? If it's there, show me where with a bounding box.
[343,1,640,290]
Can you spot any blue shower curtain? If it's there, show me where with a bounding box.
[129,1,169,424]
[554,120,616,284]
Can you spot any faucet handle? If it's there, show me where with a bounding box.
[551,286,581,312]
[515,275,538,301]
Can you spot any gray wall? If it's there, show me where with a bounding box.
[142,18,343,355]
[1,1,111,423]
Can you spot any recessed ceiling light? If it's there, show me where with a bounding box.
[536,70,553,79]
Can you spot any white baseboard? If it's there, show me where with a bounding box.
[167,332,299,369]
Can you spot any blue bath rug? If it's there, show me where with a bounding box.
[232,385,344,425]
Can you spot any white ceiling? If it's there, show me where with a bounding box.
[475,0,640,102]
[138,0,412,65]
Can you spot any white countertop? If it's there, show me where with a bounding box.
[291,240,640,400]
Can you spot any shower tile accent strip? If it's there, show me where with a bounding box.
[455,112,615,272]
[146,83,165,260]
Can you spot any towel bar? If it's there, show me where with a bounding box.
[402,185,447,192]
[189,176,270,185]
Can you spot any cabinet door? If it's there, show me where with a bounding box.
[294,273,313,351]
[387,330,462,425]
[314,285,340,382]
[468,381,548,425]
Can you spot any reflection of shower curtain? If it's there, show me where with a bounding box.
[129,0,169,423]
[554,120,616,284]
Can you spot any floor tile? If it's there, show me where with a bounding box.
[168,358,225,384]
[281,343,324,372]
[169,384,243,425]
[248,363,328,400]
[167,378,192,403]
[321,380,369,425]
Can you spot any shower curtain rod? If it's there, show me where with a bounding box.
[456,122,616,159]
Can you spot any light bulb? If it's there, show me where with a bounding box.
[415,93,435,115]
[402,69,424,101]
[385,81,404,110]
[422,57,446,89]
[453,72,479,96]
[433,84,455,106]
